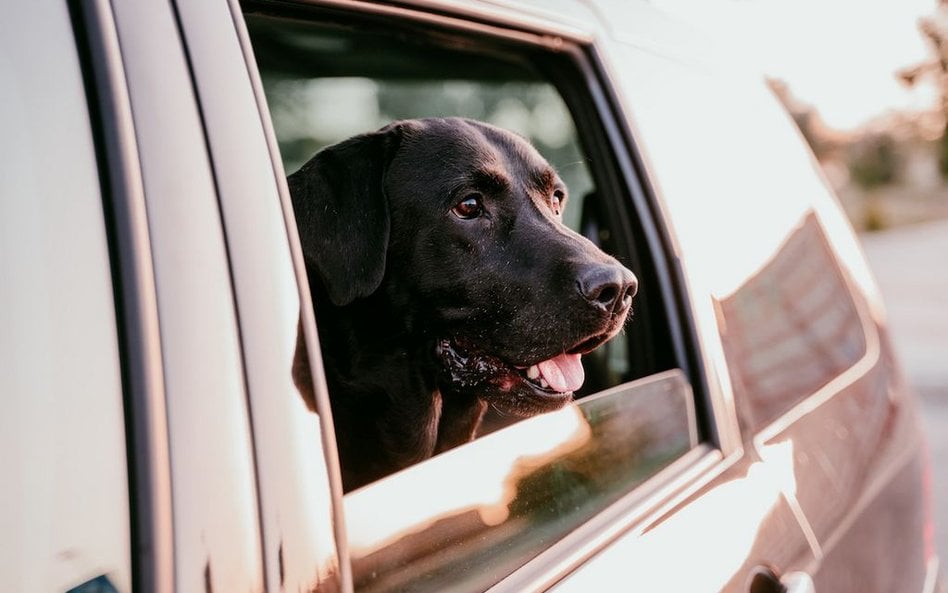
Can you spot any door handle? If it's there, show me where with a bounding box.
[781,571,816,593]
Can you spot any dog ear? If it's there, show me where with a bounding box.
[288,123,407,306]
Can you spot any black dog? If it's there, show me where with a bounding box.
[289,117,637,491]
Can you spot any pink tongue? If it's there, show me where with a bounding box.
[537,353,585,393]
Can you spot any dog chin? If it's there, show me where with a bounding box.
[485,380,575,417]
[435,338,576,417]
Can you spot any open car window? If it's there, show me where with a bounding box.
[244,5,702,590]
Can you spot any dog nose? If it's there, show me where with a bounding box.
[577,264,638,314]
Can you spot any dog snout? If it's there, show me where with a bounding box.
[577,263,638,315]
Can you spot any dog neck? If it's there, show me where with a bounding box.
[292,280,441,489]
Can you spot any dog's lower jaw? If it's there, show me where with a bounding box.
[435,338,576,417]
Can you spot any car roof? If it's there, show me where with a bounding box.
[390,0,730,70]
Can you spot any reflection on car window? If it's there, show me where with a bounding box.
[715,212,869,433]
[344,371,698,593]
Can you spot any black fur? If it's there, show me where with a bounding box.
[290,118,636,491]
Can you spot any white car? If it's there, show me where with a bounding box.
[2,1,939,592]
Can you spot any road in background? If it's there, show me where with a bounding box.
[861,219,948,562]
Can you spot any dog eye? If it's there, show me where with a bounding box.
[452,194,485,219]
[552,190,565,215]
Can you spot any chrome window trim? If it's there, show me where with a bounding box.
[579,43,742,455]
[578,38,745,457]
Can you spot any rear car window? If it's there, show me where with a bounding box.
[715,212,869,433]
[244,5,700,590]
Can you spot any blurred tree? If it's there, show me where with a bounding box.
[899,0,948,178]
[848,132,902,189]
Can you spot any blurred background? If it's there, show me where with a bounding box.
[656,0,948,560]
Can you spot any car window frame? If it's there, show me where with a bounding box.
[238,0,708,420]
[230,0,739,589]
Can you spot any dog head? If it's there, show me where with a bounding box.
[289,117,636,416]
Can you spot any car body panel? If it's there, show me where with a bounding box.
[550,450,815,592]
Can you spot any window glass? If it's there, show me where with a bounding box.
[714,212,868,433]
[0,5,130,592]
[345,371,696,592]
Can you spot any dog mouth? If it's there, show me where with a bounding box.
[435,334,610,414]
